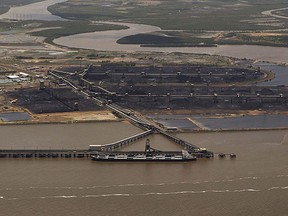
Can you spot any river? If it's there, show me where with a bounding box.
[1,122,288,216]
[1,2,288,215]
[0,0,67,21]
[2,0,288,64]
[54,21,288,64]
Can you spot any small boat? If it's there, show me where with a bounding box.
[91,139,196,162]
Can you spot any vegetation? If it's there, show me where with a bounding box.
[48,0,288,31]
[118,33,215,47]
[44,0,288,47]
[0,20,30,31]
[117,31,288,47]
[0,0,42,5]
[3,0,288,48]
[274,8,288,17]
[0,7,9,15]
[0,0,44,14]
[30,21,128,44]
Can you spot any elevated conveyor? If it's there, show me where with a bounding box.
[89,129,154,151]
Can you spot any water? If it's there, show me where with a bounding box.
[0,122,143,149]
[196,114,288,130]
[1,124,288,215]
[54,21,288,64]
[2,1,288,64]
[1,2,288,215]
[255,62,288,86]
[0,0,67,21]
[148,114,288,130]
[0,112,31,122]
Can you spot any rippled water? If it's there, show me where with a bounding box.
[1,123,288,215]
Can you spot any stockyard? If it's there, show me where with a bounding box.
[48,64,286,113]
[3,63,287,116]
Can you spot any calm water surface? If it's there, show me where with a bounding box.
[0,112,31,122]
[149,114,288,130]
[54,21,288,64]
[0,0,67,21]
[3,1,288,64]
[0,122,288,215]
[255,62,288,86]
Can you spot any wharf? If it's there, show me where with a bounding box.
[0,149,95,159]
[0,149,234,159]
[3,70,235,162]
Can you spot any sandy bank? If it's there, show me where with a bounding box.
[0,110,119,125]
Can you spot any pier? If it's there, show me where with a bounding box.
[0,149,234,159]
[48,70,234,159]
[0,149,96,159]
[0,70,236,161]
[158,129,199,150]
[90,129,154,151]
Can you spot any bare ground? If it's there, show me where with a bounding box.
[31,110,118,123]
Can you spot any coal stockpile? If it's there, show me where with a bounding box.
[54,64,284,112]
[84,65,262,84]
[8,87,103,114]
[95,84,288,111]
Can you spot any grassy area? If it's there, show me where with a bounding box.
[48,0,288,31]
[217,32,288,46]
[0,7,9,15]
[0,19,127,47]
[30,21,128,44]
[0,0,45,15]
[274,8,288,16]
[0,0,42,4]
[0,20,30,31]
[118,33,215,47]
[118,34,187,45]
[47,0,288,47]
[0,0,44,7]
[45,0,288,48]
[2,0,288,49]
[117,31,288,47]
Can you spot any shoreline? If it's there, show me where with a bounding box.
[0,118,122,126]
[0,110,121,125]
[1,120,288,136]
[53,21,288,64]
[2,112,288,134]
[179,126,288,133]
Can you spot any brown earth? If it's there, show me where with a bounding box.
[30,110,118,123]
[0,110,118,125]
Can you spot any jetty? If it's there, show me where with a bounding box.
[0,149,94,159]
[0,70,236,161]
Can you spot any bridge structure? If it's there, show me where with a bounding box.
[89,129,154,151]
[0,149,95,159]
[0,70,236,160]
[12,70,233,160]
